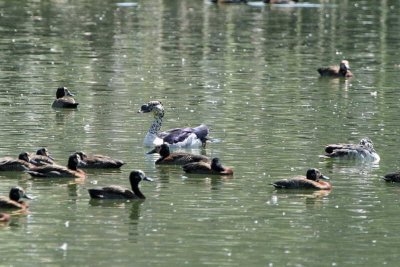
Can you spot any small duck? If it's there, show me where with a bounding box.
[323,138,380,162]
[88,170,153,199]
[73,151,125,169]
[147,143,211,165]
[0,152,36,171]
[383,172,400,183]
[30,148,55,166]
[0,213,11,223]
[317,60,353,78]
[52,87,79,108]
[271,168,331,190]
[182,157,233,175]
[27,153,86,178]
[0,186,32,210]
[139,101,209,148]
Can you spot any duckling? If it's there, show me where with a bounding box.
[147,143,211,165]
[0,186,32,210]
[52,87,79,108]
[29,148,55,166]
[139,101,209,148]
[271,168,331,190]
[73,151,125,169]
[0,152,36,171]
[182,157,233,175]
[318,60,353,78]
[88,170,153,199]
[323,138,380,162]
[27,153,86,178]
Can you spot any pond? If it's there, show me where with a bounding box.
[1,0,400,266]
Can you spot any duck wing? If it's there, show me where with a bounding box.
[52,98,79,108]
[82,155,125,168]
[271,177,322,189]
[182,161,212,174]
[160,124,209,144]
[88,185,135,199]
[27,164,78,178]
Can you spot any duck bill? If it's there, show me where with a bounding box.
[23,193,34,200]
[144,176,154,182]
[320,175,330,180]
[146,148,158,154]
[47,154,55,160]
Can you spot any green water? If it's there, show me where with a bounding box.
[1,0,400,266]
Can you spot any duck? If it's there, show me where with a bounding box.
[52,87,79,108]
[182,157,233,175]
[317,60,353,78]
[147,143,211,165]
[271,168,331,190]
[138,101,209,148]
[0,186,32,210]
[382,172,400,183]
[0,152,36,171]
[73,151,125,169]
[0,213,11,223]
[88,170,153,199]
[322,138,380,162]
[27,153,86,178]
[29,148,55,166]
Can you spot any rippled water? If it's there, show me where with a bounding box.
[1,0,400,266]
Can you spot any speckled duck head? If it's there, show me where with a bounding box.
[139,101,164,118]
[306,168,329,181]
[359,138,374,150]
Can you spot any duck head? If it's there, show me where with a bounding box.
[56,87,75,98]
[18,152,31,163]
[306,168,329,181]
[147,143,170,157]
[36,148,54,160]
[339,60,351,72]
[129,170,154,184]
[139,101,164,118]
[211,158,225,172]
[9,186,33,201]
[68,153,86,170]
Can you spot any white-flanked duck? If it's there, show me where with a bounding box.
[147,143,211,165]
[139,101,209,148]
[318,60,353,78]
[52,87,79,108]
[88,170,153,199]
[271,168,331,190]
[73,151,125,169]
[182,158,233,175]
[0,186,33,210]
[322,138,380,163]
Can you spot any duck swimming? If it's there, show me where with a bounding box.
[73,151,125,169]
[147,143,211,165]
[0,152,36,171]
[88,170,153,199]
[139,101,209,148]
[182,157,233,175]
[30,148,55,166]
[318,60,353,78]
[271,168,331,190]
[52,87,79,108]
[322,138,380,162]
[383,172,400,183]
[0,186,32,210]
[27,153,86,178]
